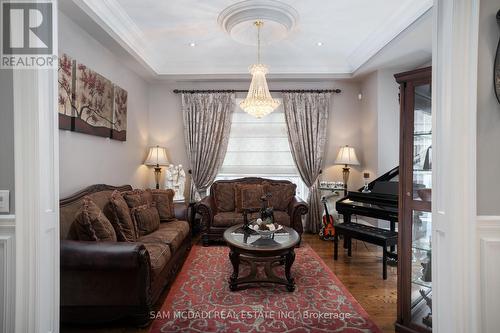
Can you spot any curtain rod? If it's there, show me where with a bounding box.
[173,89,341,94]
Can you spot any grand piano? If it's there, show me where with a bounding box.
[336,166,399,229]
[334,167,399,279]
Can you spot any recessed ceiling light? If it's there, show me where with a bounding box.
[189,42,196,47]
[317,42,323,46]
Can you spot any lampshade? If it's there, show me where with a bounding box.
[335,145,360,166]
[144,145,169,166]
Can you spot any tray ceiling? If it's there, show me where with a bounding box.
[72,0,432,77]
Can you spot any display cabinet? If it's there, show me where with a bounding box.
[395,67,432,333]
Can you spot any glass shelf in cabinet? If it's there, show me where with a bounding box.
[412,278,432,289]
[412,240,431,252]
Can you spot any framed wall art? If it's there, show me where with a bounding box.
[495,9,500,104]
[57,53,75,130]
[57,53,128,141]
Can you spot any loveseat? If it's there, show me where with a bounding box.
[59,184,191,325]
[196,177,308,245]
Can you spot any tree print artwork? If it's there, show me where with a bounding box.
[57,54,128,141]
[495,9,500,104]
[58,53,75,130]
[112,85,128,141]
[74,63,114,138]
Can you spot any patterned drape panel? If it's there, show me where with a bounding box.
[182,93,235,201]
[283,92,330,233]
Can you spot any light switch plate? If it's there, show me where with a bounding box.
[0,190,10,213]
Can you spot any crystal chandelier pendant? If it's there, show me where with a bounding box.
[240,21,280,118]
[240,64,280,118]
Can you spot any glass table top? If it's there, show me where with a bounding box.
[223,224,300,251]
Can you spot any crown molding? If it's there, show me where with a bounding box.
[153,72,353,82]
[73,0,161,74]
[347,0,433,72]
[69,0,432,77]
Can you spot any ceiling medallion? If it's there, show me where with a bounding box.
[217,0,299,45]
[239,20,280,118]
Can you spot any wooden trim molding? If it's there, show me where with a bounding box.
[477,216,500,333]
[0,216,14,333]
[13,2,60,331]
[432,0,480,332]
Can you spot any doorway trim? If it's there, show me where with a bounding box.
[12,1,60,331]
[432,0,480,332]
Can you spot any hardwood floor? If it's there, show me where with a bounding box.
[302,234,397,333]
[61,234,397,333]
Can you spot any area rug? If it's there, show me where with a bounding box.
[150,244,381,333]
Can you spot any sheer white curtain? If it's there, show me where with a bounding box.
[216,98,308,199]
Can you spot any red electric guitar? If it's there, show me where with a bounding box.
[319,196,335,240]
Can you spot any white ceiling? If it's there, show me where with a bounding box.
[70,0,432,78]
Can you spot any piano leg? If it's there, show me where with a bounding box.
[343,214,351,249]
[390,220,396,253]
[347,237,352,257]
[383,246,388,280]
[333,233,339,260]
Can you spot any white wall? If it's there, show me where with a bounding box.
[360,72,379,179]
[476,1,500,331]
[148,79,365,192]
[377,70,401,173]
[0,69,15,214]
[58,12,150,197]
[359,69,403,178]
[477,0,500,215]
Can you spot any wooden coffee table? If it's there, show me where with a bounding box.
[223,224,300,292]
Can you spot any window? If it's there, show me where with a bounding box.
[216,98,308,200]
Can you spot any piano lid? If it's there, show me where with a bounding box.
[358,166,399,195]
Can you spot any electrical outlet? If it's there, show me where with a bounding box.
[0,190,10,213]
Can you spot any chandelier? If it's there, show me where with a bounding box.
[240,21,280,118]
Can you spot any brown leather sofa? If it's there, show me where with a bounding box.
[59,184,191,325]
[197,177,308,246]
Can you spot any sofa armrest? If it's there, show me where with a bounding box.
[173,202,189,221]
[196,196,216,231]
[60,240,151,309]
[288,196,309,235]
[61,240,149,270]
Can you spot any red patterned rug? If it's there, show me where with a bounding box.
[150,244,381,333]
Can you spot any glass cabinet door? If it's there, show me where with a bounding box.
[411,210,432,328]
[412,84,432,202]
[409,82,432,330]
[396,67,432,333]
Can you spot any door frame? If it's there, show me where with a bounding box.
[12,0,60,332]
[432,0,480,332]
[8,0,484,332]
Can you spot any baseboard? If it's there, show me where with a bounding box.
[477,216,500,333]
[0,215,15,333]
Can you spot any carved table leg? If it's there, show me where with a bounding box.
[285,249,296,292]
[229,250,240,291]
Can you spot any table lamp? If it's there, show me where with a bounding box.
[334,145,360,193]
[144,145,169,189]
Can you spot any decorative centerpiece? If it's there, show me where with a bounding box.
[250,218,283,239]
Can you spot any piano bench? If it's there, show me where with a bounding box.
[333,222,398,280]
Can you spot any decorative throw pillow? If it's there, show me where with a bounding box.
[109,190,137,242]
[235,184,265,213]
[74,196,117,241]
[213,182,235,212]
[263,182,297,211]
[122,189,153,209]
[131,204,161,237]
[151,189,176,221]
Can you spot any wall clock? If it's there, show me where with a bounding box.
[495,9,500,104]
